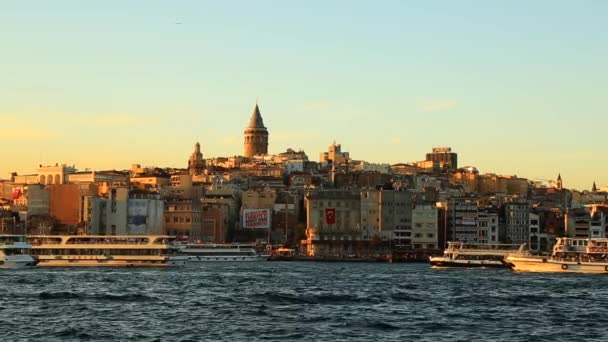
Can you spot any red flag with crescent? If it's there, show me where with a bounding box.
[325,208,336,225]
[12,188,22,200]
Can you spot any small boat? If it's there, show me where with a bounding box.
[0,234,37,269]
[27,235,187,267]
[429,241,520,268]
[177,243,270,262]
[505,238,608,273]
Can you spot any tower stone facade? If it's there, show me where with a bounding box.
[244,104,269,158]
[188,142,206,175]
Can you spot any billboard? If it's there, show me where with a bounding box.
[243,209,271,229]
[128,199,148,234]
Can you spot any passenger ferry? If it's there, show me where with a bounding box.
[429,241,521,268]
[27,235,187,267]
[177,243,270,262]
[505,238,608,273]
[0,235,37,269]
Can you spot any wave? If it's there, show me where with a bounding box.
[54,327,93,339]
[363,321,400,331]
[263,292,380,305]
[390,292,424,302]
[38,291,154,302]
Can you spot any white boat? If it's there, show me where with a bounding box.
[429,241,521,268]
[0,235,37,269]
[27,235,187,267]
[177,243,270,262]
[505,238,608,274]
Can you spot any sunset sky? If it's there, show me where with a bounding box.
[1,1,606,190]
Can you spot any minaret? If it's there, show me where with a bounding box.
[243,103,269,158]
[556,173,563,190]
[188,142,205,175]
[592,181,598,193]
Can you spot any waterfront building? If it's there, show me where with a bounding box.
[49,183,102,234]
[528,212,547,252]
[201,181,241,243]
[411,203,439,250]
[565,207,591,238]
[359,190,413,244]
[272,190,300,246]
[104,186,129,235]
[447,197,480,243]
[243,104,269,158]
[163,174,202,237]
[303,189,362,257]
[477,210,499,244]
[303,189,436,256]
[504,199,531,244]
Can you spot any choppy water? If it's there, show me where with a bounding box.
[2,263,608,341]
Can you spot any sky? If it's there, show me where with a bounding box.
[1,1,606,190]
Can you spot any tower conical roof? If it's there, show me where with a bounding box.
[247,104,266,128]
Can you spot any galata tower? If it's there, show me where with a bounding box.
[243,103,269,158]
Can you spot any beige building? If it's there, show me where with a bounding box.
[304,190,362,257]
[67,170,129,186]
[104,186,129,235]
[163,174,203,237]
[319,142,350,165]
[130,176,171,192]
[37,164,77,185]
[411,203,439,250]
[242,188,276,210]
[200,182,241,242]
[11,174,39,185]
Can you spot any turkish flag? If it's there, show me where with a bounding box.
[325,208,336,225]
[12,188,22,200]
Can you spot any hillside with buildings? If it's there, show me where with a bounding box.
[2,104,607,258]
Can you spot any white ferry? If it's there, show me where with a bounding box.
[0,235,37,269]
[177,243,270,262]
[27,235,187,267]
[505,238,608,273]
[429,241,521,268]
